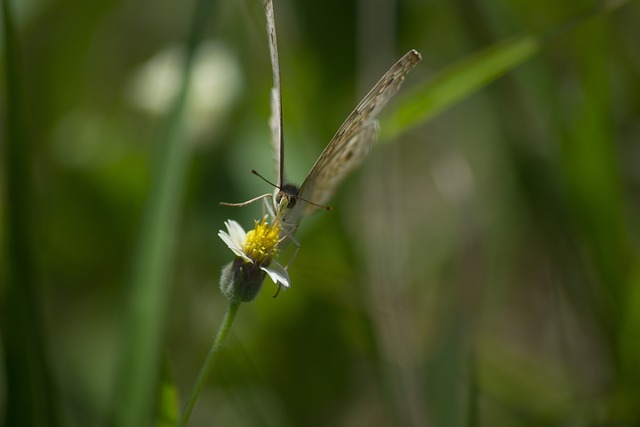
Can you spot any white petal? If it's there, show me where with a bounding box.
[225,220,246,248]
[260,261,291,289]
[218,230,244,257]
[218,222,253,262]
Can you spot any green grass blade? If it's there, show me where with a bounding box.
[1,0,61,425]
[380,0,630,142]
[380,34,539,142]
[156,356,179,427]
[109,0,215,426]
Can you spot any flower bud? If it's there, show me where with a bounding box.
[219,258,267,302]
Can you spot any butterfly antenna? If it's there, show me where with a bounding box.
[251,169,279,189]
[297,196,332,211]
[251,170,332,211]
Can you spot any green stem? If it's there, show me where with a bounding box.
[178,301,241,427]
[109,0,214,424]
[2,0,60,425]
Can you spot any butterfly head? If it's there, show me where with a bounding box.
[275,183,300,210]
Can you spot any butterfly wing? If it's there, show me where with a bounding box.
[264,0,421,232]
[294,49,422,219]
[265,0,285,188]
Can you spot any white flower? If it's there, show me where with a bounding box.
[218,219,291,289]
[127,41,241,141]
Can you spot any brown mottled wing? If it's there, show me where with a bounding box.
[296,49,422,216]
[264,0,285,188]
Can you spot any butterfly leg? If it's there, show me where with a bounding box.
[271,230,300,298]
[262,194,278,220]
[282,234,301,269]
[219,193,272,207]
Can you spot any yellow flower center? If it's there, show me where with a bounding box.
[243,217,281,264]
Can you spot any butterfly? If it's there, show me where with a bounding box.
[263,0,421,237]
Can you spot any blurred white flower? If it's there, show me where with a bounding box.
[127,40,242,141]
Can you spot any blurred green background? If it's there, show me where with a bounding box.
[2,0,640,426]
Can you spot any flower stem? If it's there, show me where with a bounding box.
[178,301,241,427]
